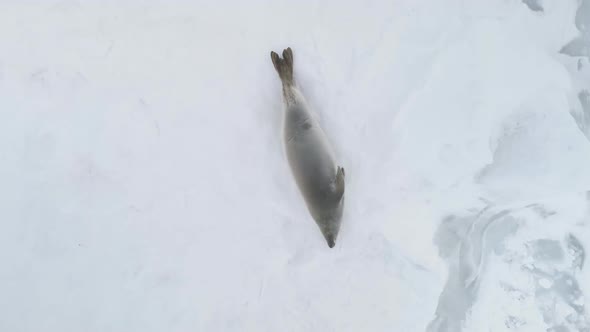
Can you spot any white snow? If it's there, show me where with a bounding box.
[1,1,589,331]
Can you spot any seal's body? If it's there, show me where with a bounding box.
[271,48,345,248]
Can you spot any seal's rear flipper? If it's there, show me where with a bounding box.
[270,47,294,86]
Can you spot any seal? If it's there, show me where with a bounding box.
[270,47,345,248]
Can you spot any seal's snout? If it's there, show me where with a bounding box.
[320,224,340,249]
[326,236,336,248]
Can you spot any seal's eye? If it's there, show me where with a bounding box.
[302,122,312,130]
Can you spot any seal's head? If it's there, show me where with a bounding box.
[319,219,341,248]
[315,166,345,248]
[316,197,344,248]
[323,228,338,248]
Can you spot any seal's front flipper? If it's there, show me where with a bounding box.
[270,47,294,86]
[334,166,345,201]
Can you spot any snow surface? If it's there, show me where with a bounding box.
[1,1,590,331]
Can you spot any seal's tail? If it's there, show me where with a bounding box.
[270,47,294,86]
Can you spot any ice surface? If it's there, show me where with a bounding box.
[1,1,589,331]
[522,0,544,12]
